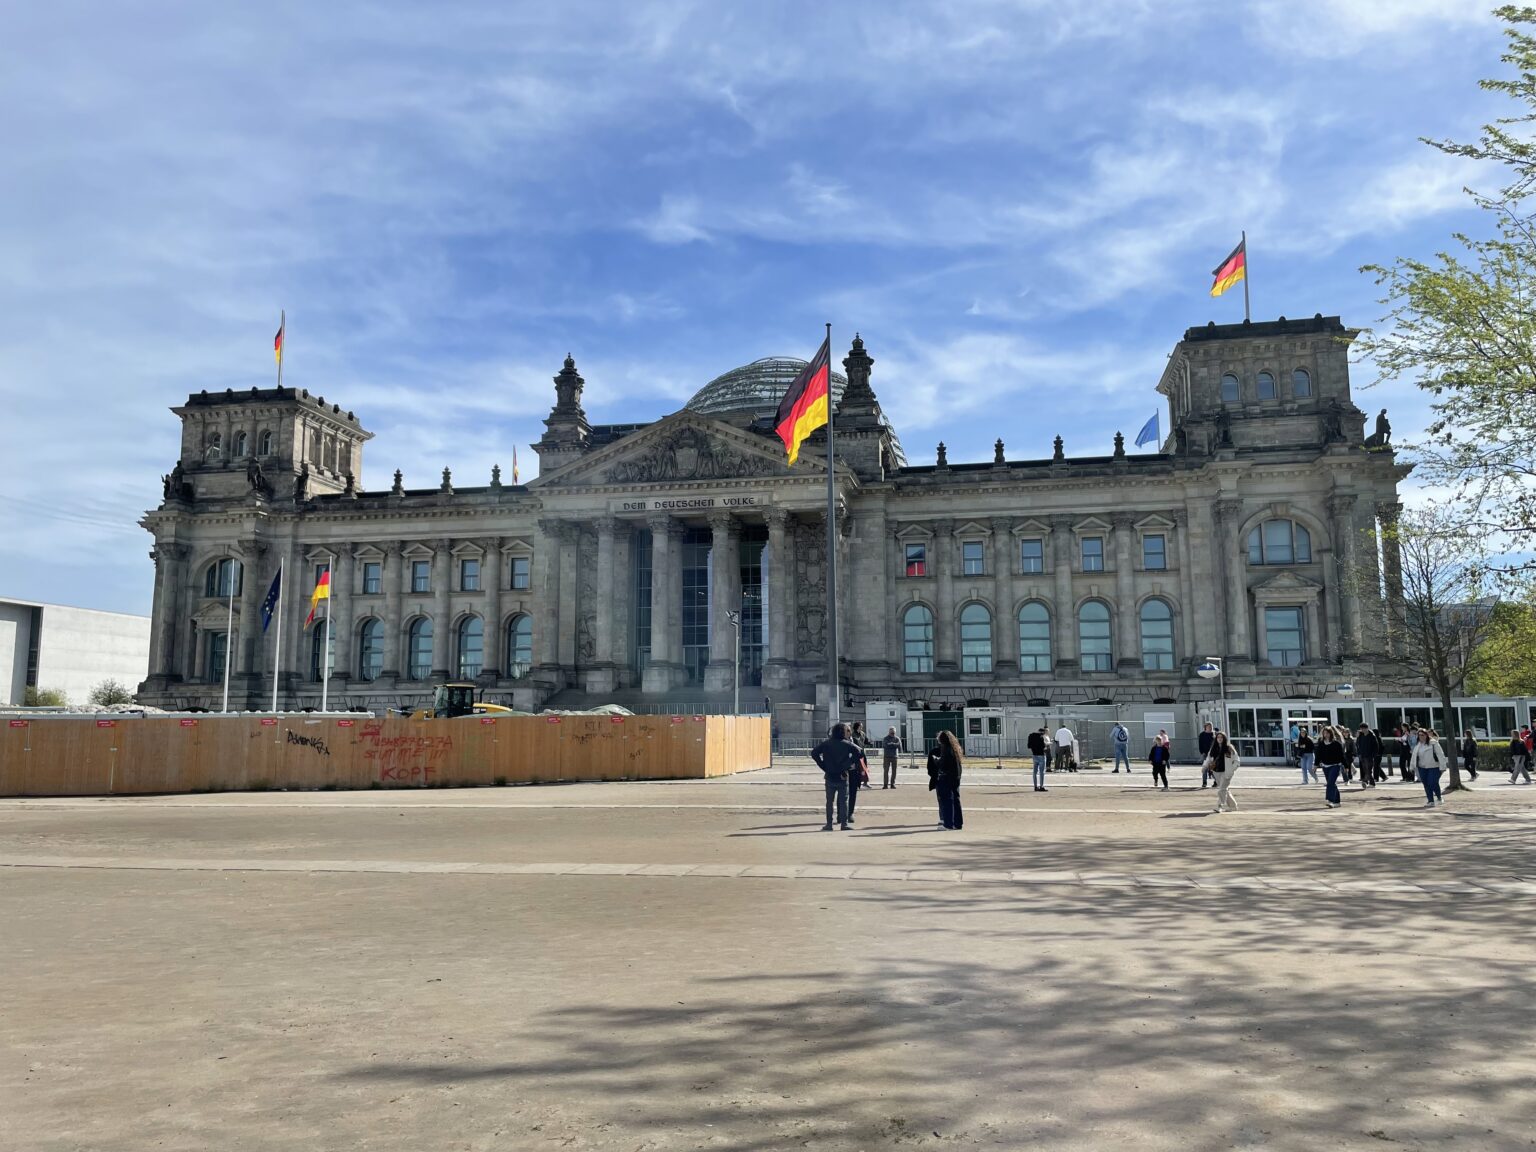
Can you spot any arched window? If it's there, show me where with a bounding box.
[1018,602,1051,674]
[1139,599,1175,671]
[358,619,383,681]
[457,616,483,678]
[1247,520,1313,565]
[959,603,993,674]
[1220,373,1240,403]
[506,614,533,678]
[1292,368,1312,398]
[407,618,434,680]
[258,430,274,456]
[1078,601,1112,672]
[1256,371,1276,400]
[233,430,248,458]
[310,625,334,681]
[902,604,933,673]
[204,558,242,598]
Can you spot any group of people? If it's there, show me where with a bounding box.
[811,721,963,831]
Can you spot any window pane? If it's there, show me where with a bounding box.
[411,560,431,592]
[959,603,992,673]
[902,605,933,673]
[1295,524,1312,563]
[1081,537,1103,571]
[1263,520,1293,564]
[1247,528,1263,566]
[1020,539,1044,573]
[962,541,984,576]
[363,562,381,594]
[460,558,480,591]
[1292,368,1312,397]
[1257,371,1276,400]
[905,544,926,578]
[1079,601,1112,671]
[510,557,530,590]
[207,632,228,680]
[310,626,334,681]
[408,619,434,679]
[359,620,383,681]
[457,617,483,678]
[507,615,533,675]
[1018,603,1051,673]
[1142,534,1166,570]
[1139,599,1174,670]
[1221,373,1240,402]
[1264,606,1304,667]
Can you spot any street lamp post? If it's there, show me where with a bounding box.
[1197,657,1227,737]
[726,610,741,717]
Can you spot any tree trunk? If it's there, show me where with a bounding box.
[1442,688,1469,791]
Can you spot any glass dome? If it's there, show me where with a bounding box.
[685,356,905,465]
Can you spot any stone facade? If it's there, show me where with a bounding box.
[138,315,1409,713]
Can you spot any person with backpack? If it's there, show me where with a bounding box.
[1027,727,1049,792]
[927,729,964,830]
[810,723,861,831]
[1206,731,1242,812]
[1460,731,1480,782]
[1316,725,1346,808]
[1110,721,1131,774]
[1148,737,1170,790]
[1412,728,1448,807]
[881,727,901,789]
[1198,721,1216,788]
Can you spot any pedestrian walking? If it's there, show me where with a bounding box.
[1206,731,1242,812]
[1198,722,1216,788]
[1053,723,1075,773]
[881,727,901,789]
[811,722,860,831]
[1397,726,1415,781]
[1317,725,1346,808]
[1460,731,1480,782]
[1356,724,1382,787]
[1149,736,1170,790]
[1342,728,1356,784]
[1296,729,1316,784]
[1508,731,1532,784]
[1111,721,1132,774]
[928,729,964,830]
[1027,726,1049,792]
[1412,728,1448,807]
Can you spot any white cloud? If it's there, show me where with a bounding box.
[1250,0,1492,57]
[636,194,713,244]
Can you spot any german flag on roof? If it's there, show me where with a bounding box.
[774,336,831,465]
[1210,239,1246,298]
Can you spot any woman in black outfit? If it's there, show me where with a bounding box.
[1317,725,1346,808]
[1459,731,1480,780]
[927,730,964,830]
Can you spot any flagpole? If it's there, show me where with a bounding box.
[271,559,284,712]
[1241,231,1250,323]
[321,553,333,712]
[277,309,285,389]
[824,321,840,728]
[221,553,236,713]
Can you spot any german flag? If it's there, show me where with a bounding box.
[274,313,285,365]
[304,567,330,628]
[1210,239,1246,298]
[774,336,831,465]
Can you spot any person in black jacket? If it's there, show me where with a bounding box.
[1356,725,1382,787]
[845,723,870,824]
[1198,722,1216,788]
[1342,729,1357,784]
[1149,738,1170,790]
[927,729,965,830]
[1460,731,1480,781]
[1296,729,1317,784]
[1316,725,1346,807]
[1027,727,1049,792]
[811,723,861,831]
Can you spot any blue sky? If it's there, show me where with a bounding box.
[0,0,1507,615]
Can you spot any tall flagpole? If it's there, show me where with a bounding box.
[277,309,285,389]
[824,321,840,728]
[221,554,236,713]
[321,553,334,712]
[1241,231,1251,323]
[271,559,285,712]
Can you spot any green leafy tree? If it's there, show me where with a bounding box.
[1357,6,1536,564]
[1467,598,1536,695]
[88,679,136,707]
[23,686,67,707]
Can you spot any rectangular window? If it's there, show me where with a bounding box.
[1019,538,1044,574]
[1142,534,1166,570]
[902,608,934,673]
[205,631,228,681]
[314,563,329,589]
[1262,520,1294,565]
[1081,537,1104,572]
[362,561,382,595]
[905,543,927,578]
[509,556,531,590]
[459,558,480,592]
[962,540,984,576]
[411,560,431,593]
[681,529,711,684]
[1264,606,1305,667]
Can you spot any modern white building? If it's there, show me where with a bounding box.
[0,598,152,706]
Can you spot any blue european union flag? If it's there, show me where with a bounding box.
[260,569,282,633]
[1135,413,1159,448]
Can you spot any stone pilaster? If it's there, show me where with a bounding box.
[934,519,956,673]
[1215,499,1249,660]
[763,509,793,690]
[235,542,265,679]
[330,549,353,684]
[1174,511,1197,664]
[704,511,740,692]
[1378,499,1405,655]
[642,515,682,692]
[1113,513,1139,668]
[1050,516,1077,669]
[481,538,503,678]
[992,517,1017,671]
[533,520,563,675]
[584,518,619,695]
[431,539,452,679]
[381,543,403,681]
[557,525,579,672]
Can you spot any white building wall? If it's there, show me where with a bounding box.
[0,602,30,705]
[2,600,151,706]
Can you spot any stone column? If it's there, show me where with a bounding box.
[703,512,739,692]
[1113,514,1139,668]
[147,545,168,679]
[642,515,681,692]
[330,549,353,683]
[381,544,403,680]
[233,543,264,679]
[1215,499,1249,660]
[431,539,452,679]
[992,517,1016,670]
[533,521,562,672]
[1186,499,1222,661]
[280,537,304,698]
[585,518,619,695]
[557,525,579,671]
[152,542,190,677]
[481,538,503,677]
[934,519,957,672]
[1051,517,1077,669]
[1174,511,1198,663]
[1379,500,1408,654]
[763,510,793,690]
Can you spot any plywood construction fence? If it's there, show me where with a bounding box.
[0,714,770,797]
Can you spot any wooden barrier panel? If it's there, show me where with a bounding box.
[0,713,770,797]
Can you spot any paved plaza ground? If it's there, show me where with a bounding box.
[4,756,1536,1151]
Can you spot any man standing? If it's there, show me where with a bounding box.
[1110,721,1132,774]
[1054,722,1075,773]
[1198,722,1216,788]
[1356,724,1381,787]
[1027,727,1049,792]
[811,723,861,831]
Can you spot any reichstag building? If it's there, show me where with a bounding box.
[139,315,1407,716]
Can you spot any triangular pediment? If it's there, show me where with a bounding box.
[1254,570,1322,593]
[531,410,834,489]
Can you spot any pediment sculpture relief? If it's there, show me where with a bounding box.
[603,425,782,485]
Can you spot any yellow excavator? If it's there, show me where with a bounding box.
[408,683,520,720]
